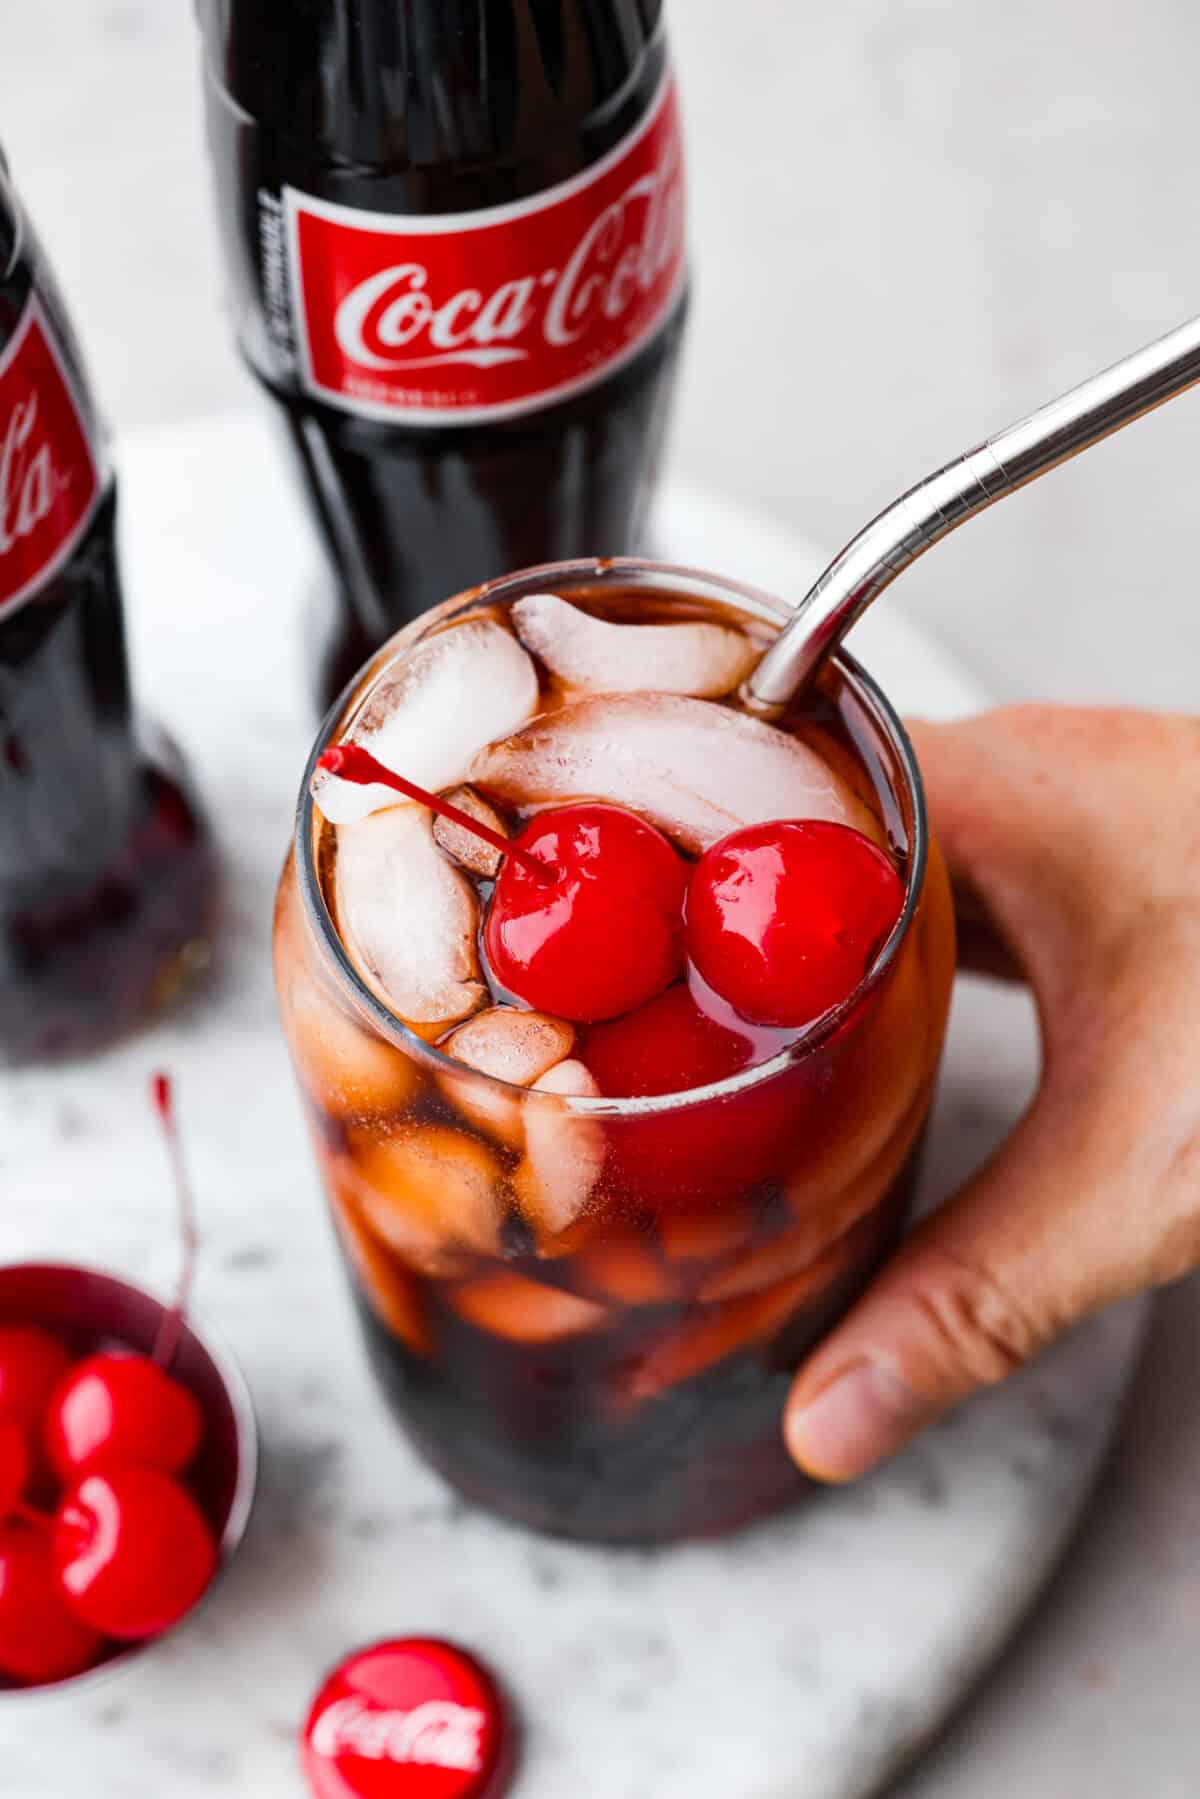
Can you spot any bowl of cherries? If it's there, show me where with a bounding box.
[0,1078,257,1692]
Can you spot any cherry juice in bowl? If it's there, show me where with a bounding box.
[275,561,955,1542]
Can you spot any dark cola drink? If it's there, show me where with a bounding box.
[0,159,216,1064]
[198,0,688,706]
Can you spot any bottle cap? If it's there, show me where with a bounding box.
[302,1637,515,1799]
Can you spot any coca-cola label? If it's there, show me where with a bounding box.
[0,299,100,617]
[284,68,686,424]
[309,1695,486,1771]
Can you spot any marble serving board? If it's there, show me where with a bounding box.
[0,412,1146,1799]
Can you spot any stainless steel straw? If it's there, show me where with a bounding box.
[745,312,1200,712]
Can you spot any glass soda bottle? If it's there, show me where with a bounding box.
[197,0,689,706]
[0,156,217,1064]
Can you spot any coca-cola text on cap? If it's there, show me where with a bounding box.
[302,1638,516,1799]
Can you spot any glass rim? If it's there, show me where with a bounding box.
[293,554,929,1117]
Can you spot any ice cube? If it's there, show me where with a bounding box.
[329,1187,431,1356]
[436,1077,522,1152]
[511,593,761,698]
[512,1059,606,1244]
[334,804,486,1032]
[785,948,928,1226]
[432,785,509,878]
[449,1270,609,1343]
[656,1207,755,1268]
[437,1006,575,1147]
[339,1125,503,1277]
[275,862,422,1117]
[443,1007,575,1087]
[699,1185,894,1303]
[623,1245,861,1405]
[577,1232,679,1306]
[471,693,881,855]
[280,972,421,1119]
[784,1078,928,1251]
[313,617,539,825]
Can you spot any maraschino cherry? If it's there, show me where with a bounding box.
[53,1468,217,1641]
[0,1326,72,1434]
[0,1527,102,1683]
[44,1077,203,1482]
[583,981,758,1099]
[318,744,688,1023]
[0,1325,72,1499]
[686,819,905,1027]
[46,1354,202,1484]
[484,804,686,1021]
[0,1425,30,1521]
[581,981,808,1207]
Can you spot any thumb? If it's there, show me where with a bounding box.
[782,1088,1118,1480]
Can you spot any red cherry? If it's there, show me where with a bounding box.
[45,1352,203,1482]
[0,1326,72,1433]
[0,1424,30,1520]
[685,820,905,1027]
[53,1468,217,1641]
[485,804,688,1022]
[0,1526,102,1683]
[581,982,811,1208]
[583,981,759,1099]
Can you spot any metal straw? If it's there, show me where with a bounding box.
[746,311,1200,711]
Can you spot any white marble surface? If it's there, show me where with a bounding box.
[0,419,1145,1798]
[3,4,1200,1794]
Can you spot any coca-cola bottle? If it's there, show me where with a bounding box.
[0,156,216,1064]
[197,0,688,706]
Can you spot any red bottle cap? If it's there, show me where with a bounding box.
[302,1638,516,1799]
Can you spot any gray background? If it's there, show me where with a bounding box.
[4,3,1198,1794]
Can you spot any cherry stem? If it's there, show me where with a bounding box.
[317,744,555,885]
[150,1073,197,1370]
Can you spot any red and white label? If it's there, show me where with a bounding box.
[0,300,100,617]
[285,70,686,425]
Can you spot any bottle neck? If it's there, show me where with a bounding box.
[0,151,20,283]
[201,0,665,171]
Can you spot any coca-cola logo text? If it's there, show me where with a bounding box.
[287,70,686,423]
[309,1695,486,1771]
[333,138,682,374]
[0,303,99,616]
[1,394,66,552]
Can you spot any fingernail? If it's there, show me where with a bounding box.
[786,1360,933,1481]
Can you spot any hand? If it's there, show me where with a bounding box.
[785,705,1200,1481]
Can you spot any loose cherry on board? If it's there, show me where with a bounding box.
[318,744,689,1024]
[44,1075,203,1482]
[685,820,905,1028]
[53,1468,217,1641]
[0,1527,102,1683]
